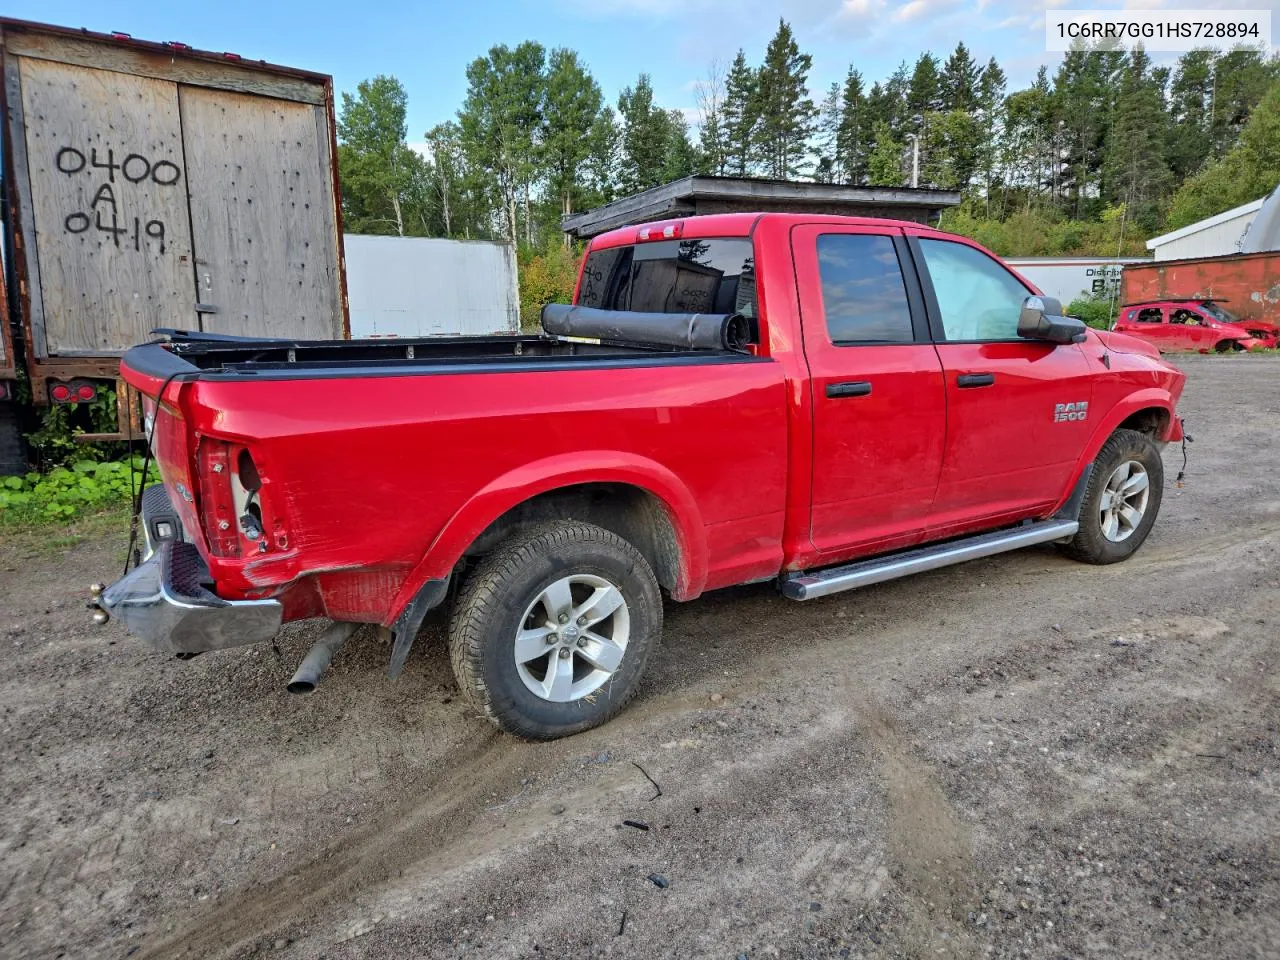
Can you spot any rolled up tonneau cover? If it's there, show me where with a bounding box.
[541,303,753,352]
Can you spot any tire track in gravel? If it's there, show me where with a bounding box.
[132,729,512,959]
[864,705,979,960]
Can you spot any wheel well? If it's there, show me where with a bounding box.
[1117,407,1170,439]
[463,483,682,592]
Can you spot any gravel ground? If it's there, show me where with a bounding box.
[1,355,1278,960]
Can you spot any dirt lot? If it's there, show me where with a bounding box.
[2,355,1278,960]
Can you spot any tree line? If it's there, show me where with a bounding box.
[337,19,1280,256]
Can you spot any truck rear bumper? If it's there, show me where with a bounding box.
[99,540,282,654]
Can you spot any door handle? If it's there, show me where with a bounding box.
[826,381,872,399]
[956,373,995,388]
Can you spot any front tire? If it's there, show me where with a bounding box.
[1058,428,1164,565]
[448,521,662,739]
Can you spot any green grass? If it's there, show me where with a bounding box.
[0,503,132,559]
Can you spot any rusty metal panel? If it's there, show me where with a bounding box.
[18,57,196,355]
[343,235,520,337]
[0,235,11,373]
[180,87,343,340]
[1120,251,1280,324]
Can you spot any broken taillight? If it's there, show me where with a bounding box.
[196,439,240,557]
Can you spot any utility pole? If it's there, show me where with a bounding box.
[907,113,923,188]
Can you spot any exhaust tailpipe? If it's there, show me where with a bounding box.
[287,622,360,694]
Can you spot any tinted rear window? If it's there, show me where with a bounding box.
[577,238,757,318]
[816,234,913,344]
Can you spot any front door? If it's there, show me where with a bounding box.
[792,225,946,559]
[907,233,1094,533]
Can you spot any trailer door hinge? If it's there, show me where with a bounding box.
[195,304,220,314]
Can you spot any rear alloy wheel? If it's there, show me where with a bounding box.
[449,521,662,739]
[1059,428,1164,564]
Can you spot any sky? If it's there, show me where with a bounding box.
[12,0,1277,145]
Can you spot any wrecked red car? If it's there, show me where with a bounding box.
[1113,298,1279,353]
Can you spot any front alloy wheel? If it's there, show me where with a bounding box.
[1059,427,1164,565]
[1098,460,1150,543]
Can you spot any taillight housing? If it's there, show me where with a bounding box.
[195,439,285,558]
[48,379,97,404]
[196,439,240,557]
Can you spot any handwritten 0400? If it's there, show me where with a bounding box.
[55,146,176,254]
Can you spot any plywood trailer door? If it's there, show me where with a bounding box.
[179,87,342,340]
[16,58,197,355]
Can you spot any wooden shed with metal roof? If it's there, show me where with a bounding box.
[561,176,962,240]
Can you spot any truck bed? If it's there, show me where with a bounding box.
[127,333,755,381]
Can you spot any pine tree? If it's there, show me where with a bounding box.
[882,62,911,134]
[754,20,816,179]
[815,82,842,182]
[941,42,979,112]
[661,109,699,182]
[907,53,942,122]
[1167,80,1280,229]
[1053,46,1113,218]
[975,57,1006,215]
[1168,50,1215,180]
[616,74,670,192]
[722,50,758,176]
[867,120,904,186]
[584,107,620,205]
[836,68,871,184]
[1207,49,1278,158]
[1103,49,1174,230]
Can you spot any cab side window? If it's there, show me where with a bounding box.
[815,234,914,344]
[917,239,1031,342]
[1135,308,1163,324]
[1170,308,1201,326]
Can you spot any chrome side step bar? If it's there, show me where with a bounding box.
[780,519,1080,601]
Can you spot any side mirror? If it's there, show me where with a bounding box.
[1017,295,1088,345]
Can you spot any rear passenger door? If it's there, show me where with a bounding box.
[907,234,1094,532]
[792,225,945,559]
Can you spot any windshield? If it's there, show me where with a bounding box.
[1199,301,1239,323]
[577,238,757,318]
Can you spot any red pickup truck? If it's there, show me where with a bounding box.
[98,214,1186,739]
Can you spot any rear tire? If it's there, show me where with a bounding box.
[448,521,662,740]
[1058,428,1163,565]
